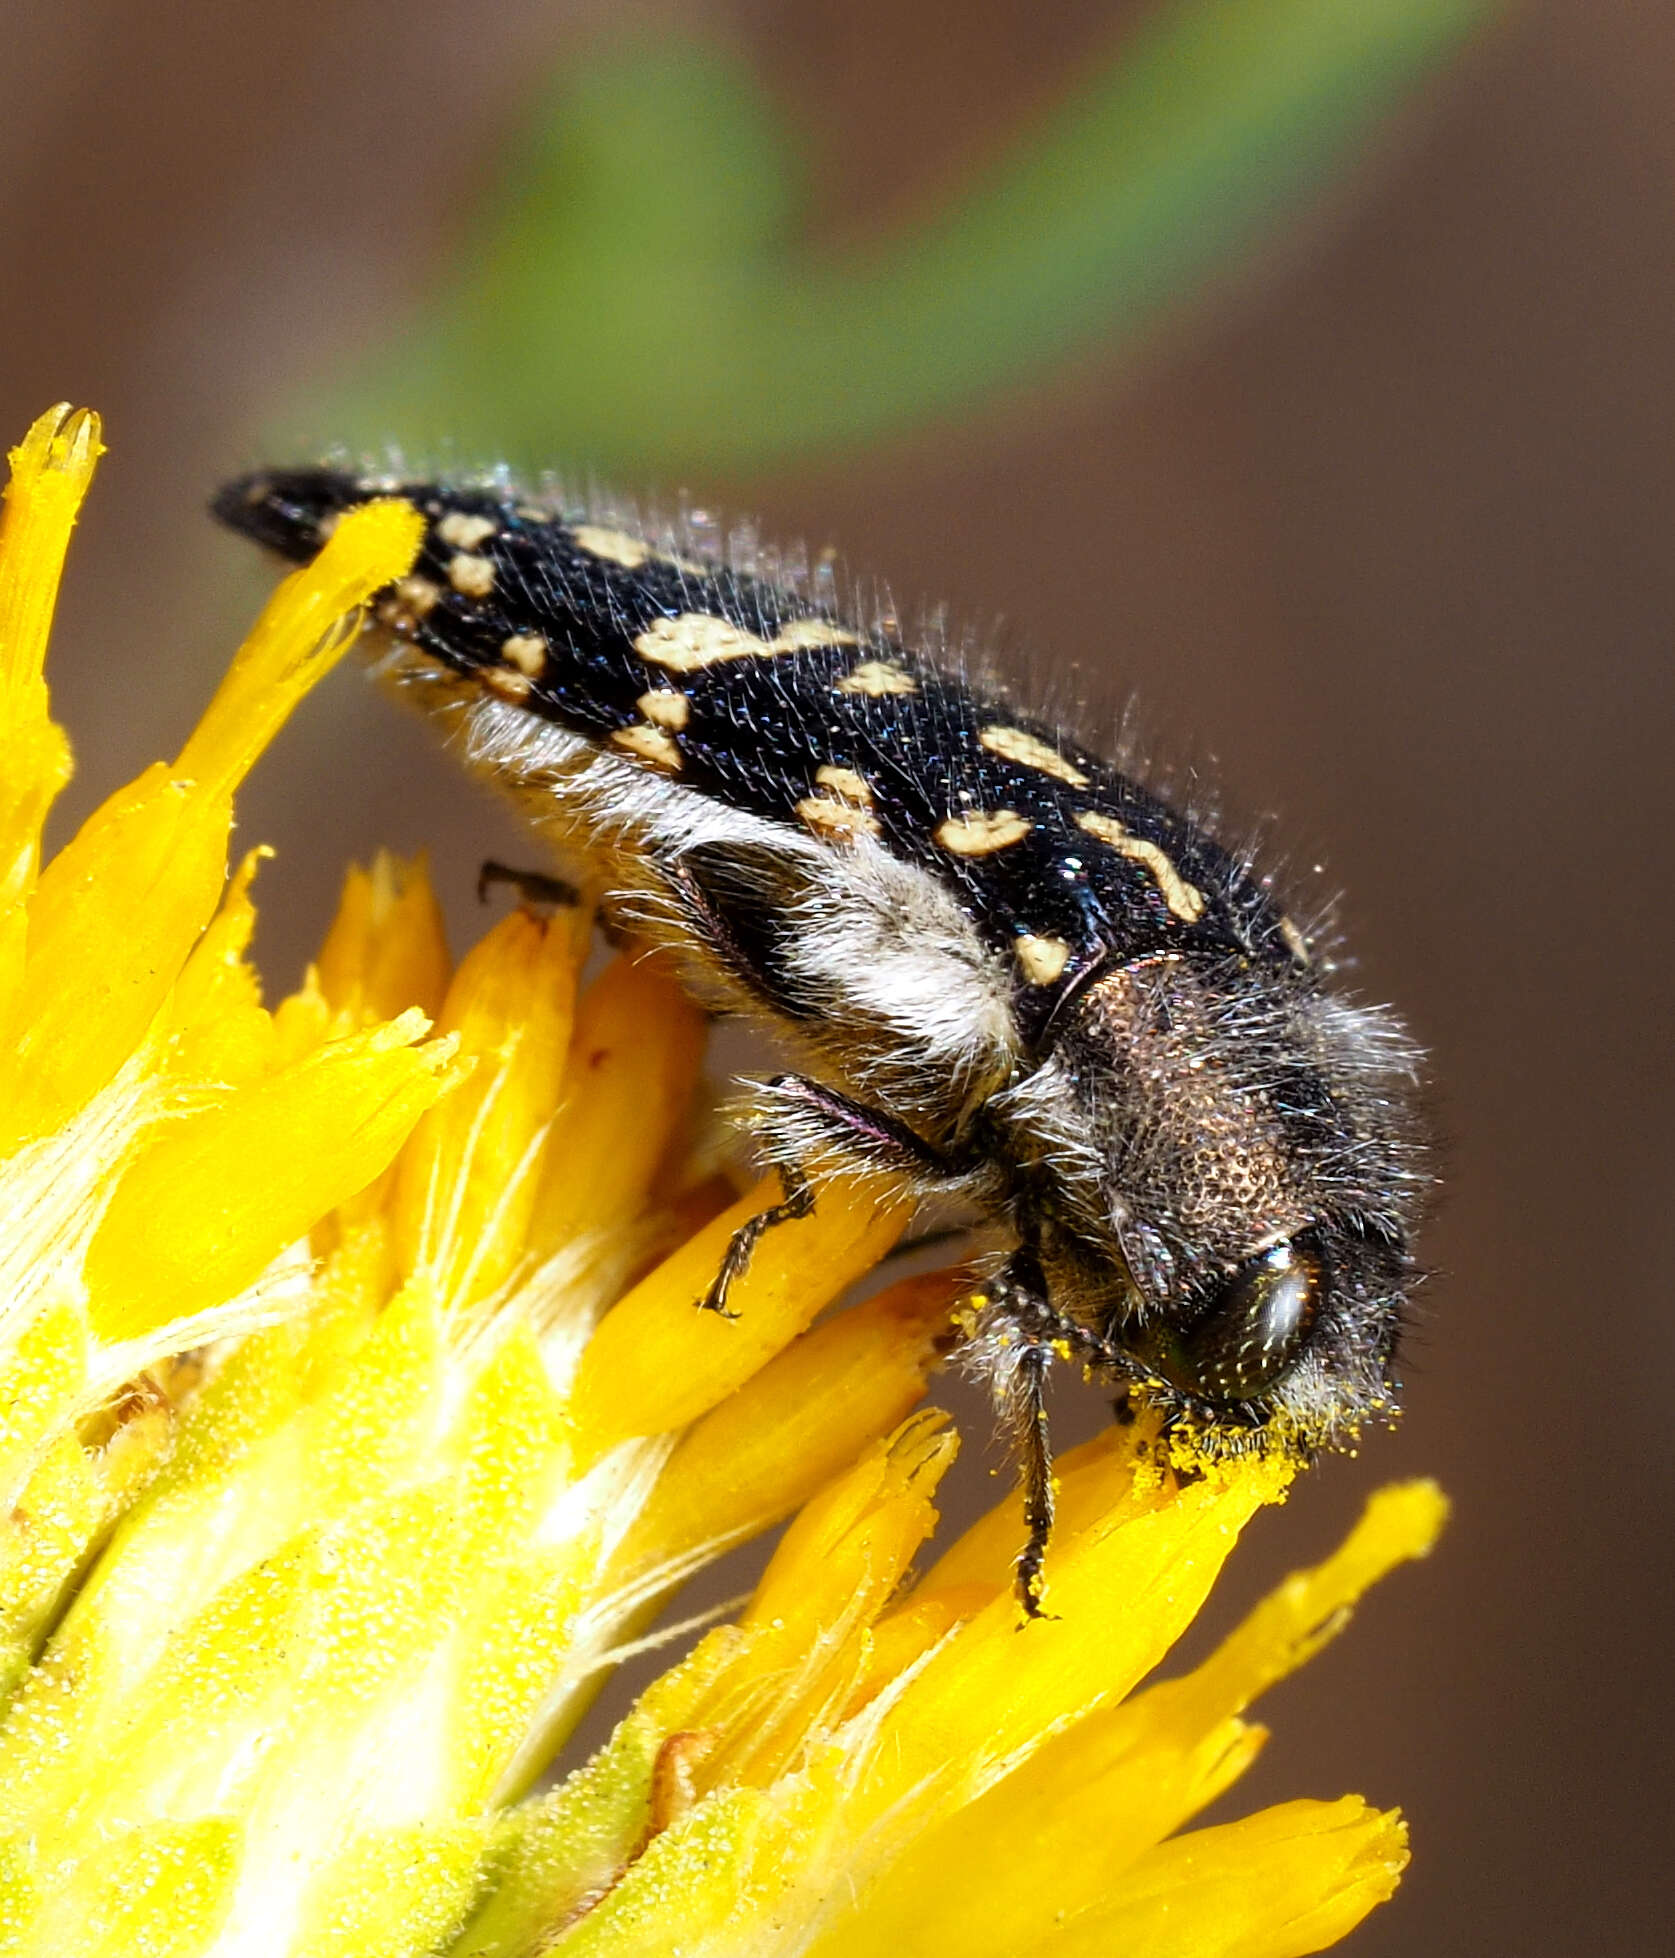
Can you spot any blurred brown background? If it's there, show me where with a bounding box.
[4,1,1670,1950]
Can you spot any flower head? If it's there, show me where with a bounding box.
[0,406,1445,1957]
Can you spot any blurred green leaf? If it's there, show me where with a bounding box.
[313,0,1502,473]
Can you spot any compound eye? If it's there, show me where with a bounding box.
[1175,1235,1323,1402]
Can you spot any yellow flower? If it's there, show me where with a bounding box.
[0,405,1446,1958]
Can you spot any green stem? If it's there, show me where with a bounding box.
[311,0,1503,472]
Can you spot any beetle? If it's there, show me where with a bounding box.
[216,467,1429,1612]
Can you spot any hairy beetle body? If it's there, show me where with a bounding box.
[217,467,1429,1609]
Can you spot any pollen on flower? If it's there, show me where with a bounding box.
[0,407,1445,1958]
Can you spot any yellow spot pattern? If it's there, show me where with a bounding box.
[1075,810,1206,924]
[797,795,882,843]
[980,725,1089,787]
[1013,934,1073,986]
[395,574,442,617]
[637,689,691,731]
[436,511,498,551]
[775,618,860,650]
[611,722,684,773]
[814,764,874,806]
[500,633,547,677]
[635,611,863,674]
[934,810,1032,857]
[836,660,918,697]
[447,553,496,599]
[635,613,775,672]
[573,524,651,571]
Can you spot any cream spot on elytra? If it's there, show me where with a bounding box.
[935,810,1032,857]
[836,659,918,697]
[574,524,651,570]
[436,510,498,551]
[610,722,683,772]
[636,689,691,730]
[635,613,775,672]
[1075,811,1206,924]
[814,764,873,806]
[797,795,882,843]
[448,552,497,599]
[500,633,547,677]
[632,612,862,672]
[980,724,1089,788]
[1013,933,1072,986]
[775,617,860,650]
[396,574,442,616]
[375,573,444,631]
[481,668,533,704]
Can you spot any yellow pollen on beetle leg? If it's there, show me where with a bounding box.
[611,722,684,772]
[836,659,918,697]
[814,764,873,806]
[573,524,651,570]
[447,552,497,598]
[980,724,1089,787]
[635,613,776,672]
[500,633,547,677]
[1074,810,1206,924]
[1013,933,1072,986]
[436,510,498,551]
[934,809,1032,856]
[797,795,882,843]
[636,689,691,731]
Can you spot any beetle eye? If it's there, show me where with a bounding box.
[1162,1236,1323,1402]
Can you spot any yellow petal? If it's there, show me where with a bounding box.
[2,1818,238,1958]
[0,761,234,1151]
[1172,1478,1448,1723]
[0,503,421,1151]
[916,1421,1161,1601]
[82,1015,456,1341]
[528,949,706,1258]
[817,1477,1445,1958]
[160,846,277,1086]
[0,407,96,1031]
[1030,1797,1409,1958]
[390,904,588,1309]
[611,1413,955,1829]
[172,498,423,803]
[569,1171,913,1459]
[0,403,102,698]
[612,1267,960,1586]
[845,1461,1279,1841]
[744,1411,954,1654]
[315,850,452,1029]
